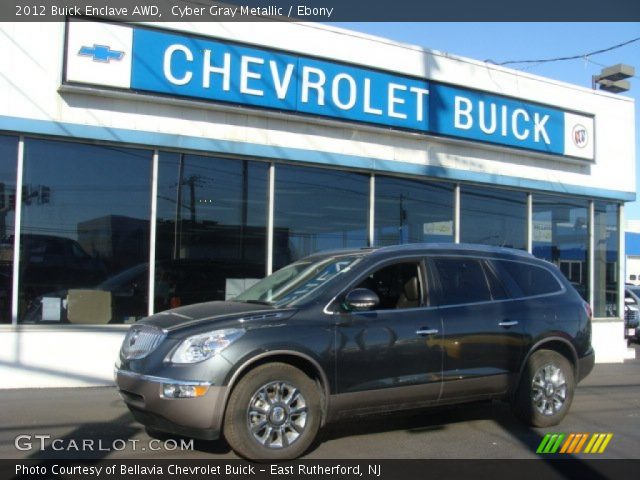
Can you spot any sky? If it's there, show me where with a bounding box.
[328,22,640,222]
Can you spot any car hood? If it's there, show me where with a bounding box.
[138,301,296,331]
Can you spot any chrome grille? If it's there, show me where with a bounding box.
[121,325,166,360]
[626,308,640,323]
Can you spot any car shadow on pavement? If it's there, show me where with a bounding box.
[308,398,615,480]
[21,413,140,461]
[143,402,495,458]
[10,412,140,480]
[317,401,492,444]
[491,405,611,480]
[144,427,232,456]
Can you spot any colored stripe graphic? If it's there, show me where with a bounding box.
[538,433,613,454]
[585,433,613,453]
[561,433,589,453]
[537,433,565,453]
[559,433,575,453]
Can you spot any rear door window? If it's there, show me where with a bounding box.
[431,257,493,306]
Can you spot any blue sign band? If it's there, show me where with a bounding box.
[126,27,582,158]
[131,28,430,132]
[430,84,564,155]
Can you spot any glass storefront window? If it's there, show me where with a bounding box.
[460,185,527,250]
[0,135,18,323]
[375,176,454,246]
[273,164,369,268]
[533,194,589,301]
[2,134,625,323]
[594,202,619,317]
[156,153,268,306]
[19,139,152,324]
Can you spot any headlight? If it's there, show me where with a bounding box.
[168,328,245,364]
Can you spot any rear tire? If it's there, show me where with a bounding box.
[223,363,321,460]
[512,350,575,428]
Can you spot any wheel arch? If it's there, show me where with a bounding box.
[222,350,331,426]
[513,337,578,394]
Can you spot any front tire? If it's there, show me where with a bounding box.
[223,363,321,460]
[512,350,575,428]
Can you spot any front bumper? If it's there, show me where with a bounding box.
[115,368,227,440]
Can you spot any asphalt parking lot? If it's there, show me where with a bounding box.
[1,344,639,460]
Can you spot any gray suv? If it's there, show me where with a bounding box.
[115,243,595,460]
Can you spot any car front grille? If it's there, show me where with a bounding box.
[121,324,166,360]
[625,309,639,322]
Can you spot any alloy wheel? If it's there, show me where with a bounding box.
[531,363,567,416]
[247,381,308,449]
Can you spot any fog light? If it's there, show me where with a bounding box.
[163,384,209,398]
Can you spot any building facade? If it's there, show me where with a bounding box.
[0,20,635,387]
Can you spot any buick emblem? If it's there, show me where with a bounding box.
[572,124,588,149]
[128,329,140,347]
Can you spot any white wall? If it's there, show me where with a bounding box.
[592,322,635,363]
[0,327,126,388]
[626,257,640,284]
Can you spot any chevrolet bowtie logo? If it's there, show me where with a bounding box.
[78,44,124,63]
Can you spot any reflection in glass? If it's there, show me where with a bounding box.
[19,139,152,323]
[460,185,527,250]
[273,165,369,269]
[375,176,454,245]
[0,135,18,323]
[235,254,362,307]
[156,153,268,306]
[594,202,619,317]
[533,194,589,301]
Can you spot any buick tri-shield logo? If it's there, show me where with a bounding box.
[78,44,124,63]
[572,124,589,149]
[128,329,140,347]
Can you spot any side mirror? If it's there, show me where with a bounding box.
[344,288,379,311]
[625,296,635,305]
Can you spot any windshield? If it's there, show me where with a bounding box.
[234,254,362,307]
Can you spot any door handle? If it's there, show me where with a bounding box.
[416,328,439,336]
[499,320,519,327]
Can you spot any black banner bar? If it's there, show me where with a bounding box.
[2,0,640,22]
[3,459,640,480]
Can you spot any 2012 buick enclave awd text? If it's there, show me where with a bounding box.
[115,244,595,460]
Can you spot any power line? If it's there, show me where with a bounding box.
[496,36,640,66]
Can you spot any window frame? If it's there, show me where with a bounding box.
[327,255,430,314]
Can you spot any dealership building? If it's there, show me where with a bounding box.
[0,19,635,388]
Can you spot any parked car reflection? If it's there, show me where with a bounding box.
[1,234,109,322]
[22,259,244,324]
